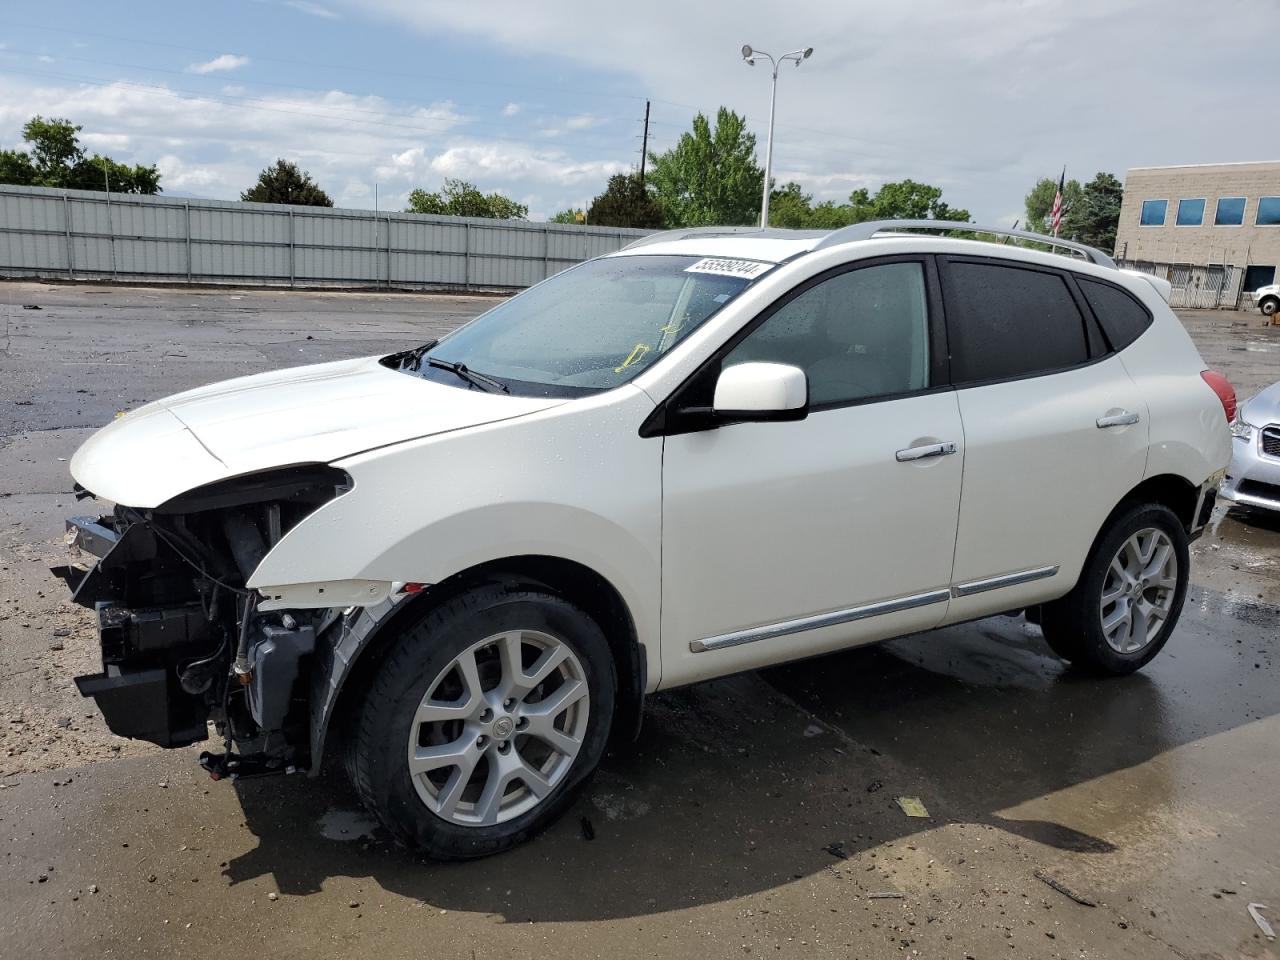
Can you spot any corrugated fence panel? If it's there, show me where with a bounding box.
[0,185,648,289]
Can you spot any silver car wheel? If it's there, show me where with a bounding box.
[406,629,589,827]
[1099,527,1178,654]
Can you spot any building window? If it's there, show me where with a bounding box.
[1175,198,1205,226]
[1214,197,1246,226]
[1139,199,1167,226]
[1258,197,1280,226]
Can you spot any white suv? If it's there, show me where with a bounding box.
[58,221,1233,858]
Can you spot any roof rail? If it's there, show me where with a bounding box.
[621,226,824,251]
[811,219,1117,268]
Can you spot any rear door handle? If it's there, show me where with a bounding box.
[1096,411,1140,428]
[896,441,958,462]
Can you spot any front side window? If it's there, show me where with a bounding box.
[1140,199,1167,226]
[723,261,931,407]
[395,255,764,396]
[1258,197,1280,226]
[1215,197,1246,225]
[942,261,1089,384]
[1176,199,1205,226]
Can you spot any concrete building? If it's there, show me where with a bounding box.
[1114,161,1280,308]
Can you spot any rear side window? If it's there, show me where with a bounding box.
[942,261,1089,384]
[1077,278,1153,351]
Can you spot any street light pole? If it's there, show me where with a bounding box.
[742,44,813,228]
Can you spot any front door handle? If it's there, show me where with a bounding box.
[1096,410,1140,428]
[896,441,958,462]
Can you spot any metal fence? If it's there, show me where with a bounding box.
[0,185,648,291]
[1117,258,1254,310]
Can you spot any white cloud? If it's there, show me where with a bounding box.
[37,55,55,64]
[285,0,340,19]
[564,114,602,131]
[343,0,1280,222]
[187,54,250,75]
[0,76,624,219]
[502,102,520,118]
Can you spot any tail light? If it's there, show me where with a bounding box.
[1200,370,1236,422]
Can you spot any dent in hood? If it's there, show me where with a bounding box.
[71,356,563,507]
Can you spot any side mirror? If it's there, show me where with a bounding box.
[712,362,808,422]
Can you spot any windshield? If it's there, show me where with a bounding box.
[395,254,770,397]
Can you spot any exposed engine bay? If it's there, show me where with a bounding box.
[53,465,352,778]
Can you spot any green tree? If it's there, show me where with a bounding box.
[767,181,813,228]
[1071,172,1123,253]
[586,173,665,228]
[241,159,332,206]
[549,208,583,224]
[406,178,527,219]
[0,116,161,194]
[646,107,763,226]
[766,178,970,229]
[1025,174,1083,236]
[0,149,37,186]
[845,179,970,223]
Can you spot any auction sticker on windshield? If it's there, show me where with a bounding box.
[684,257,773,280]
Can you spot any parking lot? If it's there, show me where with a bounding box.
[1,281,1277,959]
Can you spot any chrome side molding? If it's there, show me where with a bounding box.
[689,589,950,653]
[950,565,1059,598]
[689,565,1061,653]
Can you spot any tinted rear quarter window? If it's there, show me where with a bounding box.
[942,261,1088,384]
[1077,278,1153,351]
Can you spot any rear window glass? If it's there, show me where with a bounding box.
[1077,278,1153,352]
[943,261,1089,384]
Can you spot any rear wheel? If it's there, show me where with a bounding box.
[349,584,615,859]
[1040,503,1188,674]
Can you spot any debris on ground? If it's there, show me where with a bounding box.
[868,892,905,900]
[1248,904,1275,941]
[866,779,883,793]
[580,817,595,841]
[22,304,41,310]
[895,796,929,817]
[267,892,279,902]
[824,841,849,860]
[1034,869,1097,907]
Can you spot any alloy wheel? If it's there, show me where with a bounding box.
[1099,527,1179,654]
[406,630,589,826]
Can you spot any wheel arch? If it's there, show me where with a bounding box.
[318,554,646,775]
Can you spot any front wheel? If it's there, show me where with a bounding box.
[1040,503,1189,674]
[1260,297,1279,318]
[348,584,616,859]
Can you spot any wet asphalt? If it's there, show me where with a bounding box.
[1,282,1278,960]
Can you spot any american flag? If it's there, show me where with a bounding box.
[1050,168,1065,237]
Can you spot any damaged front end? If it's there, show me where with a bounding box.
[54,466,351,777]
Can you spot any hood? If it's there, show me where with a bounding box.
[71,356,564,507]
[1241,379,1280,428]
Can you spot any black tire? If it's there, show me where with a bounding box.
[348,583,616,859]
[1261,297,1279,318]
[1040,502,1189,675]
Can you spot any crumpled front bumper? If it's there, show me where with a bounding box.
[53,515,213,748]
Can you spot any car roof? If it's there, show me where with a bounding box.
[607,220,1117,269]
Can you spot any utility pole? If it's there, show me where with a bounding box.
[639,99,651,184]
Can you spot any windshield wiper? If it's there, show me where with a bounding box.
[425,356,509,394]
[399,338,438,370]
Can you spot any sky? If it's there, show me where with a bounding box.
[1,0,1277,224]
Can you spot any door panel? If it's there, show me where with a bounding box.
[659,391,965,687]
[944,355,1149,623]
